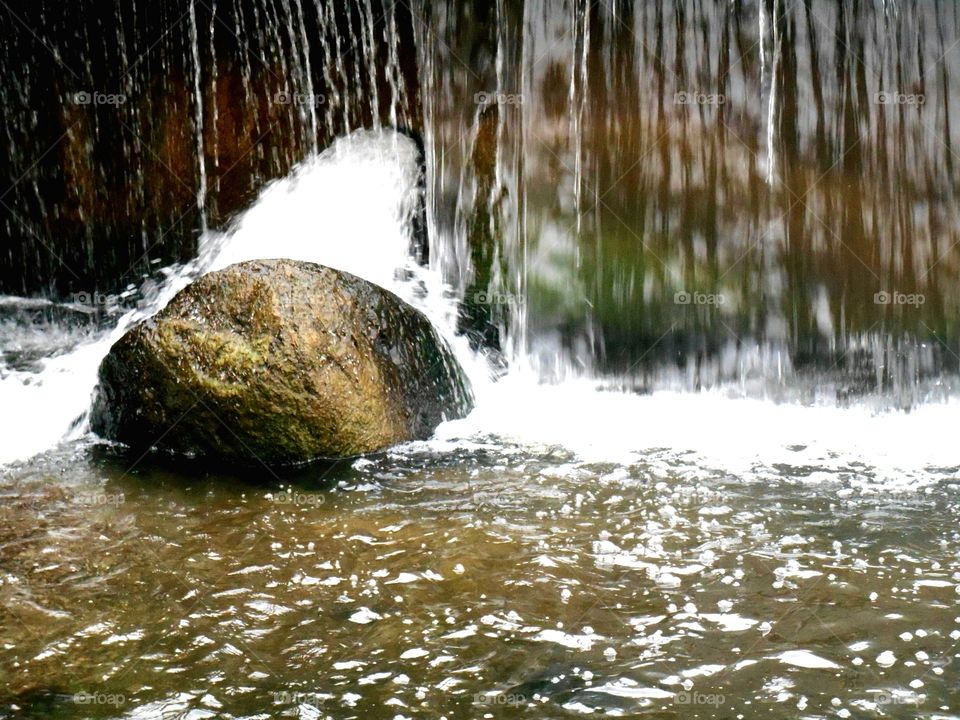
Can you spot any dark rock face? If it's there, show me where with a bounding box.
[90,259,473,464]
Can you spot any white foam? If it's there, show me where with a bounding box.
[0,331,123,465]
[434,372,960,488]
[201,129,421,291]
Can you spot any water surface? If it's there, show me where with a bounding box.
[2,431,959,718]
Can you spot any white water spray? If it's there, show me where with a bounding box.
[0,129,484,466]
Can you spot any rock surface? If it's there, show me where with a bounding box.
[90,259,473,464]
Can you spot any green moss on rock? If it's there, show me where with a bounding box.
[90,259,474,464]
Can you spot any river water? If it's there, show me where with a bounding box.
[2,419,960,718]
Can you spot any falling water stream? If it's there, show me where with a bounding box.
[3,1,960,718]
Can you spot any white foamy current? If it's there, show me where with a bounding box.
[0,128,957,488]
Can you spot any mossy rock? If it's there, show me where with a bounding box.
[90,259,473,464]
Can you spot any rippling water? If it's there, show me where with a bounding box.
[2,435,959,718]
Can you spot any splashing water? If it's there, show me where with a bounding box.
[0,129,482,466]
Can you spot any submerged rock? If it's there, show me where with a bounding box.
[90,259,473,464]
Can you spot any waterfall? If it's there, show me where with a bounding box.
[764,0,781,186]
[208,0,221,210]
[409,0,959,402]
[293,0,319,153]
[189,0,209,232]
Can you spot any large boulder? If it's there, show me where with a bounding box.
[90,259,473,464]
